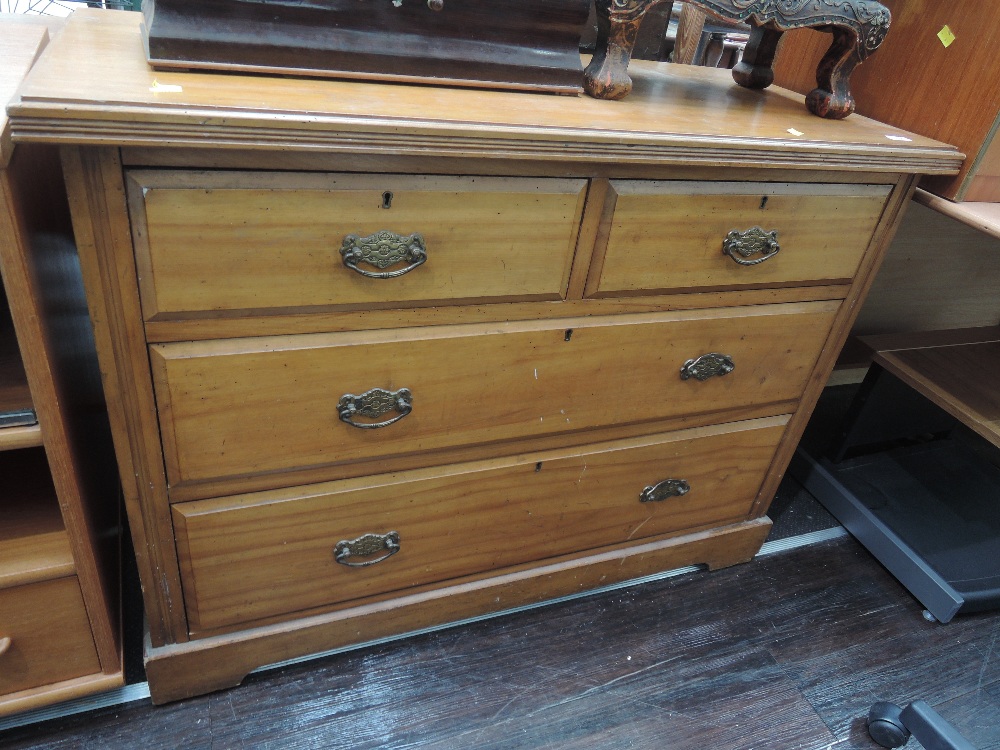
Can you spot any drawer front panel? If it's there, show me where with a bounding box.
[592,182,891,296]
[151,302,838,490]
[127,171,587,319]
[173,418,788,633]
[0,577,101,696]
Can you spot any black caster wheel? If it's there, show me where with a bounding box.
[868,702,911,748]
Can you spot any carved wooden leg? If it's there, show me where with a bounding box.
[806,26,862,119]
[731,23,783,90]
[585,0,667,100]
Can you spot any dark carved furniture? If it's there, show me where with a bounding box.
[586,0,891,120]
[775,2,1000,200]
[142,0,592,94]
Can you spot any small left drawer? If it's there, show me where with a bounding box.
[126,171,587,320]
[0,577,101,696]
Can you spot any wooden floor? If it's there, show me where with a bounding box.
[3,537,999,749]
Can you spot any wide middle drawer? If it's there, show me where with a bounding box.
[150,302,838,492]
[172,416,788,634]
[126,171,588,320]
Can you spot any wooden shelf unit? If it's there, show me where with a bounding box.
[0,16,122,716]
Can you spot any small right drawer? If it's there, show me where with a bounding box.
[588,181,892,297]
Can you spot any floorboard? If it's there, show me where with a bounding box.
[2,537,998,749]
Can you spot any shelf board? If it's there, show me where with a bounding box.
[0,423,43,451]
[913,188,1000,242]
[866,326,1000,451]
[0,448,73,590]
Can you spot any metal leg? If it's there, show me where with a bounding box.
[868,701,976,750]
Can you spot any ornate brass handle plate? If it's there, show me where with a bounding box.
[640,478,691,503]
[338,387,412,429]
[335,531,401,568]
[340,230,427,279]
[680,353,735,382]
[723,227,780,266]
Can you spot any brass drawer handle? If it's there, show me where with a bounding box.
[335,531,401,568]
[680,353,735,382]
[340,230,427,279]
[338,387,412,429]
[0,636,10,657]
[640,479,691,503]
[723,227,780,266]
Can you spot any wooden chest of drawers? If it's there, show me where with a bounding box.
[8,10,962,704]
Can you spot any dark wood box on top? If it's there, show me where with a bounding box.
[141,0,592,94]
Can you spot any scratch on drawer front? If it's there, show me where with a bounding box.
[628,516,652,540]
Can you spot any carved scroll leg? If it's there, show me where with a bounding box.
[732,23,784,90]
[806,26,862,120]
[585,0,658,101]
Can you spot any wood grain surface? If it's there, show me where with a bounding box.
[173,418,787,633]
[150,303,836,494]
[128,172,587,319]
[8,11,961,174]
[589,181,890,296]
[0,577,100,700]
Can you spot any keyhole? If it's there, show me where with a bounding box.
[382,191,393,209]
[759,196,768,210]
[564,329,574,342]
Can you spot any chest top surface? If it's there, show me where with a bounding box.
[7,9,961,175]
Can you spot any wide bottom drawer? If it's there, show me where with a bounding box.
[173,416,788,635]
[0,577,101,696]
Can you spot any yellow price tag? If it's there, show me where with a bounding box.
[937,25,956,48]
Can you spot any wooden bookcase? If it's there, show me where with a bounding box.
[0,16,123,716]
